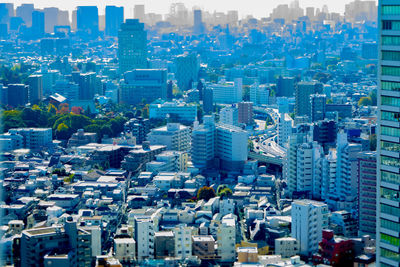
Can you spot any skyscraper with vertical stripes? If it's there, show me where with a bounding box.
[377,1,400,266]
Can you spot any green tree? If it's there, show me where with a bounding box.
[369,90,377,106]
[56,123,70,140]
[358,97,372,107]
[197,186,216,201]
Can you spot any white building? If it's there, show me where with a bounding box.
[191,116,216,169]
[217,214,236,262]
[291,200,329,256]
[275,237,300,258]
[216,123,248,171]
[114,238,136,262]
[134,217,154,261]
[211,78,242,104]
[8,128,52,150]
[149,100,197,123]
[250,83,273,105]
[174,225,195,259]
[147,123,191,152]
[219,105,239,126]
[277,113,293,148]
[146,151,188,173]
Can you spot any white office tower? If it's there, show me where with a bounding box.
[313,149,335,201]
[217,214,236,262]
[277,113,294,148]
[377,2,400,265]
[284,133,306,197]
[147,123,191,152]
[191,115,216,169]
[211,78,243,104]
[134,217,154,261]
[291,200,329,256]
[250,83,272,105]
[174,225,195,259]
[216,123,248,171]
[296,142,323,196]
[219,105,239,126]
[328,132,362,212]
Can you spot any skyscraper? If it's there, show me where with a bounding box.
[134,5,145,22]
[118,19,147,74]
[377,1,400,265]
[175,53,199,91]
[16,4,34,27]
[43,7,58,33]
[193,9,204,34]
[27,74,43,104]
[31,10,45,38]
[295,81,323,117]
[76,6,99,37]
[105,6,124,37]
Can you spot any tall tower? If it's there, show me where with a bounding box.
[105,6,124,37]
[118,19,147,74]
[377,1,400,266]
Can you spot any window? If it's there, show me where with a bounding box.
[381,187,400,202]
[382,66,400,76]
[381,141,400,152]
[381,248,400,262]
[382,36,400,46]
[381,203,400,216]
[381,219,400,232]
[381,170,400,184]
[382,96,400,107]
[382,81,400,91]
[382,111,400,122]
[382,5,400,15]
[383,21,400,31]
[381,126,400,137]
[382,156,400,167]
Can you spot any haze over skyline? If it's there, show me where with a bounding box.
[6,0,376,19]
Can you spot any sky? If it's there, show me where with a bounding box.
[6,0,375,18]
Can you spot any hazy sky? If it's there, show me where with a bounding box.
[7,0,374,18]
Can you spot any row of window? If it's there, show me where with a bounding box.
[381,170,400,185]
[381,203,400,216]
[381,140,400,152]
[382,155,400,168]
[381,248,400,262]
[382,96,400,107]
[382,66,400,76]
[382,5,400,15]
[383,50,400,61]
[381,111,400,122]
[381,233,400,247]
[382,81,400,91]
[381,126,400,137]
[383,20,400,31]
[381,187,400,202]
[382,36,400,46]
[381,218,400,232]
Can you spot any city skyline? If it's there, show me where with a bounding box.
[5,0,375,19]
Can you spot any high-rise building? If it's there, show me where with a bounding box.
[277,76,295,97]
[277,113,294,148]
[16,4,34,27]
[0,3,13,25]
[219,105,238,126]
[175,53,199,91]
[27,74,43,104]
[134,5,145,22]
[134,217,154,261]
[216,123,248,171]
[105,6,124,37]
[147,123,191,152]
[193,9,204,34]
[238,102,253,124]
[31,10,44,38]
[76,6,99,37]
[310,94,326,122]
[377,2,400,265]
[120,69,167,105]
[118,19,147,73]
[78,72,97,100]
[43,7,58,33]
[356,151,376,237]
[291,199,329,256]
[174,225,194,259]
[211,78,243,104]
[203,88,213,114]
[295,81,323,117]
[7,84,29,107]
[20,217,92,266]
[191,115,215,169]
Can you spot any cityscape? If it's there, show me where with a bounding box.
[0,0,395,266]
